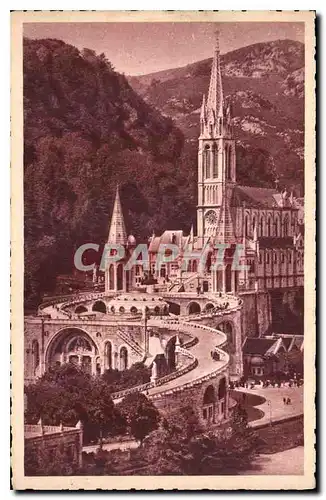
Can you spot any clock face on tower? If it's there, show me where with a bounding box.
[205,210,218,226]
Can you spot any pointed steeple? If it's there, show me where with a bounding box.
[189,224,194,241]
[206,29,224,117]
[107,185,127,245]
[200,93,206,120]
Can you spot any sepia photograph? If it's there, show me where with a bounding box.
[11,10,316,490]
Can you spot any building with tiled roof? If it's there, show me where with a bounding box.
[242,335,303,378]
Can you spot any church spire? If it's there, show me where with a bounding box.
[206,29,224,117]
[108,185,127,245]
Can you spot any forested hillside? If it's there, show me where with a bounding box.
[24,38,195,308]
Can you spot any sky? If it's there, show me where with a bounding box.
[23,22,304,76]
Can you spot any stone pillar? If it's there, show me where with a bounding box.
[222,266,226,293]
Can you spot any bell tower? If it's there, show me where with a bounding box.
[197,30,236,245]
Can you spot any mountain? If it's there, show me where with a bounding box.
[129,39,305,193]
[23,38,195,308]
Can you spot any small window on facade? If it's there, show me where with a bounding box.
[289,252,292,264]
[274,253,277,264]
[266,253,270,264]
[281,253,285,264]
[259,252,262,264]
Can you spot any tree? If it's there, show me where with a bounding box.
[116,393,160,446]
[142,404,259,475]
[25,364,125,446]
[142,405,200,475]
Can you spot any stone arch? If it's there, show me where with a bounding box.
[167,301,180,316]
[165,336,177,372]
[216,321,235,352]
[109,264,114,290]
[202,384,216,423]
[92,300,107,313]
[32,339,40,376]
[117,263,124,291]
[45,327,99,374]
[75,305,88,314]
[204,302,214,312]
[218,377,227,400]
[187,301,201,315]
[119,346,128,371]
[105,341,112,370]
[203,384,215,404]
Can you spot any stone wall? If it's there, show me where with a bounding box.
[150,372,229,428]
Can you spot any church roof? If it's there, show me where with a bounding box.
[242,337,279,356]
[148,230,188,253]
[232,185,281,208]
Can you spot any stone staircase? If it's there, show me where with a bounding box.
[117,327,144,357]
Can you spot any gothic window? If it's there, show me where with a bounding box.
[260,216,264,237]
[274,216,280,237]
[213,146,218,178]
[283,216,289,236]
[267,217,272,237]
[259,252,263,264]
[224,145,228,180]
[288,251,292,264]
[209,123,213,135]
[117,263,123,290]
[207,148,211,178]
[105,341,112,369]
[227,145,232,180]
[266,252,270,264]
[120,347,128,371]
[274,252,277,264]
[244,215,249,237]
[109,265,114,290]
[219,118,222,135]
[281,253,285,264]
[252,216,256,233]
[204,145,210,179]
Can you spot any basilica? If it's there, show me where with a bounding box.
[104,33,304,337]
